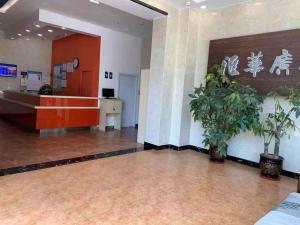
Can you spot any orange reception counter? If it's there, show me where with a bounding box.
[0,90,99,130]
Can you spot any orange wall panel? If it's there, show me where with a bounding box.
[36,109,100,129]
[51,34,101,97]
[40,98,98,107]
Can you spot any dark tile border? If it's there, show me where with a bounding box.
[227,155,259,169]
[145,142,198,151]
[144,142,169,150]
[1,143,299,180]
[0,147,145,177]
[144,142,300,179]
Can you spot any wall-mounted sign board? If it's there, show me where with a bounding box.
[27,71,42,92]
[208,29,300,95]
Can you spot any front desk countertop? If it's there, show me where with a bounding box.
[0,90,100,130]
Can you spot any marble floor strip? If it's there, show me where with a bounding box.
[0,147,145,177]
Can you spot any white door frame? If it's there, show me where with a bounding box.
[118,73,139,127]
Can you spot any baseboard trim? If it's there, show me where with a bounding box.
[143,142,300,179]
[144,142,169,150]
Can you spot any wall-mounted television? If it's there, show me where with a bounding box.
[102,88,115,98]
[0,63,17,77]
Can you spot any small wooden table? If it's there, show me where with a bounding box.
[99,99,122,131]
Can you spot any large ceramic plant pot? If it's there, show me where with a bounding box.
[209,146,227,163]
[260,153,284,180]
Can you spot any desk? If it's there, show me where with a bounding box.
[99,99,122,131]
[0,91,99,130]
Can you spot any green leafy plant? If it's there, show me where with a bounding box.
[189,64,264,157]
[260,88,300,157]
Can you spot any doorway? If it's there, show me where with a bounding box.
[119,74,138,128]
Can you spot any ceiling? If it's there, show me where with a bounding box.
[161,0,251,10]
[0,0,154,39]
[0,0,255,40]
[11,26,75,41]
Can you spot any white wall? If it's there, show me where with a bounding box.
[189,0,300,174]
[141,37,152,70]
[39,9,143,127]
[138,69,150,143]
[39,9,142,98]
[99,34,142,99]
[97,27,141,126]
[145,6,180,146]
[169,9,199,147]
[0,31,52,91]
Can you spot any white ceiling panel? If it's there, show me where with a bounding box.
[0,0,157,39]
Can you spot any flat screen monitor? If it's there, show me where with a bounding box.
[0,63,17,77]
[102,88,115,98]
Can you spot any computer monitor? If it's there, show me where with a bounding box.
[0,63,17,77]
[102,88,115,98]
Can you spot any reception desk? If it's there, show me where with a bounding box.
[0,91,99,130]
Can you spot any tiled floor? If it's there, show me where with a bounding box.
[0,150,297,225]
[0,119,141,169]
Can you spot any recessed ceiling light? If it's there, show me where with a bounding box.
[25,29,31,32]
[10,37,15,40]
[61,27,66,30]
[48,29,53,33]
[26,38,30,41]
[200,5,207,9]
[35,24,41,28]
[17,33,22,36]
[89,0,100,4]
[37,33,43,37]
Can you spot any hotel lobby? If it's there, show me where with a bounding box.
[0,0,300,224]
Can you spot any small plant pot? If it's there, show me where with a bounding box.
[209,146,227,163]
[260,153,284,180]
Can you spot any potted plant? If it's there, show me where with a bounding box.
[190,64,264,162]
[259,88,300,180]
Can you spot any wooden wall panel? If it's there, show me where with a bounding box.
[208,29,300,95]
